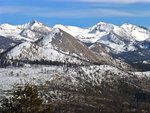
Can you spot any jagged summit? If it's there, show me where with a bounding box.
[0,20,52,52]
[89,22,116,33]
[120,23,150,41]
[121,23,137,31]
[23,20,39,29]
[21,20,50,30]
[37,28,60,47]
[29,19,38,24]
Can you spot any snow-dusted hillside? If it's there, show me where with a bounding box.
[0,64,148,99]
[1,64,150,113]
[0,28,103,67]
[0,28,134,71]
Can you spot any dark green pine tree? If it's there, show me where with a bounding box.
[1,84,53,113]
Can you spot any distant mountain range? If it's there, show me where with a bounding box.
[1,20,150,113]
[0,20,150,71]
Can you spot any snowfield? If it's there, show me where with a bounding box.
[0,65,148,99]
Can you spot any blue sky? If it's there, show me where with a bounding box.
[0,0,150,28]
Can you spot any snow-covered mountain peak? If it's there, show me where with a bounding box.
[53,24,70,34]
[53,24,89,38]
[29,19,38,24]
[0,23,19,30]
[0,20,40,30]
[121,23,149,33]
[89,22,116,33]
[37,28,60,47]
[121,23,137,31]
[53,24,66,29]
[0,20,53,53]
[121,23,150,41]
[21,20,47,30]
[96,21,111,25]
[16,20,52,41]
[27,20,39,28]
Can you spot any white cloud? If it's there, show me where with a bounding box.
[134,10,150,17]
[0,6,53,14]
[1,5,150,18]
[0,6,134,18]
[0,7,20,14]
[35,9,134,18]
[51,0,150,3]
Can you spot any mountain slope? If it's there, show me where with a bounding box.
[53,22,150,52]
[0,28,133,71]
[89,43,133,71]
[0,36,22,53]
[53,22,150,70]
[0,65,150,113]
[0,28,102,66]
[37,28,100,63]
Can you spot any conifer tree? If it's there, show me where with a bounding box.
[1,84,53,113]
